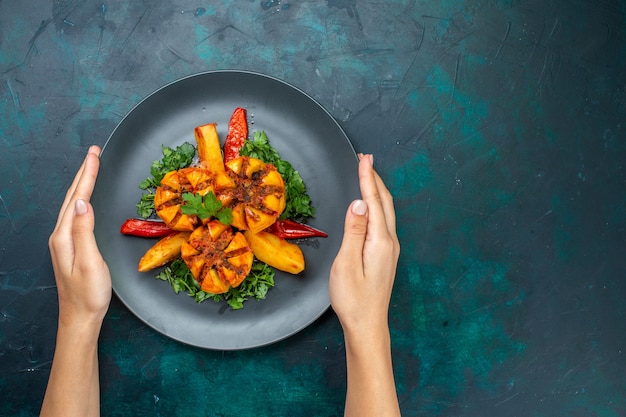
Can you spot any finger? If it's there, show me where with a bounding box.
[357,154,387,238]
[372,169,397,237]
[50,154,90,270]
[56,150,101,234]
[54,146,101,230]
[72,150,100,202]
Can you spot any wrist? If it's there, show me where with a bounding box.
[57,311,104,340]
[55,321,102,361]
[342,322,391,355]
[339,312,390,342]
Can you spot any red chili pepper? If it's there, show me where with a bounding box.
[223,107,248,163]
[120,218,174,238]
[266,219,328,239]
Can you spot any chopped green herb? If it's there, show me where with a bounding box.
[155,259,275,310]
[155,258,197,294]
[180,192,233,225]
[216,262,276,309]
[136,193,155,219]
[240,131,315,222]
[151,143,196,185]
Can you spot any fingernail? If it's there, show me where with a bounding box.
[367,154,374,166]
[88,145,100,156]
[75,199,88,216]
[352,200,367,216]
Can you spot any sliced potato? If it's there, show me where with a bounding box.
[202,268,230,294]
[225,156,286,234]
[138,231,191,272]
[181,221,253,294]
[244,230,305,274]
[194,123,225,172]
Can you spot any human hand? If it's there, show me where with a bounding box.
[48,146,111,327]
[329,154,400,339]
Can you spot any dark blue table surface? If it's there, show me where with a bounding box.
[1,1,625,416]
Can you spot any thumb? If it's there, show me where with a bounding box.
[336,199,369,261]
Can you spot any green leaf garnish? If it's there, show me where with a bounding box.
[155,260,275,310]
[180,191,233,224]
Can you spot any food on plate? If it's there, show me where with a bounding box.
[223,107,248,163]
[239,131,315,222]
[138,231,191,272]
[265,219,328,239]
[181,220,254,294]
[136,142,196,218]
[124,107,325,309]
[120,218,173,238]
[244,230,305,275]
[154,167,235,231]
[194,123,226,173]
[223,156,286,234]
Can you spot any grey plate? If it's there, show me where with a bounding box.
[92,70,359,350]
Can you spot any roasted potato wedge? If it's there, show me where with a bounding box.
[195,123,225,173]
[244,230,304,274]
[138,231,191,272]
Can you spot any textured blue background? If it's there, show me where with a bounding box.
[1,1,625,416]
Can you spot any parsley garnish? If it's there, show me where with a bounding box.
[148,143,196,186]
[156,260,275,310]
[180,192,233,225]
[216,262,275,309]
[155,258,198,294]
